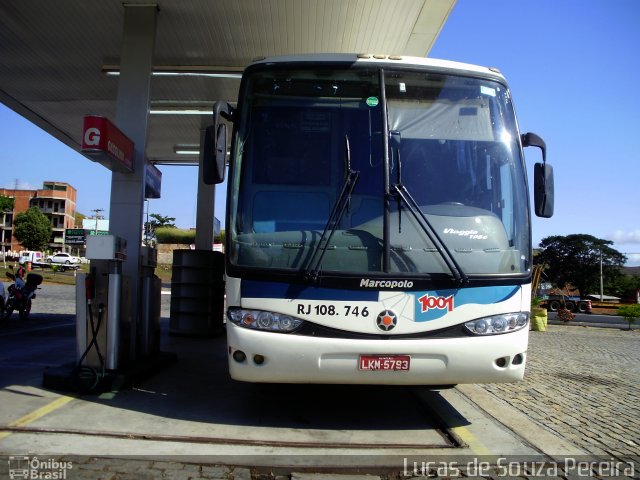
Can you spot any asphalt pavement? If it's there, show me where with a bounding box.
[549,311,639,330]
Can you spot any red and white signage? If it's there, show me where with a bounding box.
[82,115,134,173]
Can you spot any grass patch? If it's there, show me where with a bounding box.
[1,263,175,287]
[1,264,90,286]
[156,227,195,244]
[155,263,173,284]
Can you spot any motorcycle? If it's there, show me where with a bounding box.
[3,265,43,321]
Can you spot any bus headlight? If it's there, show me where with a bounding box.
[228,308,303,333]
[464,312,529,336]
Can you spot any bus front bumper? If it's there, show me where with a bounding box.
[226,323,528,385]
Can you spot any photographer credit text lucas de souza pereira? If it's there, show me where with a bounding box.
[402,457,636,478]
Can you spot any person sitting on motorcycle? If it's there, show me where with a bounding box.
[14,265,26,290]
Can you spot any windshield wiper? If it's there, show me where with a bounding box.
[392,158,468,286]
[395,144,403,233]
[304,135,359,283]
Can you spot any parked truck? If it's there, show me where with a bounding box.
[540,295,592,314]
[18,251,44,266]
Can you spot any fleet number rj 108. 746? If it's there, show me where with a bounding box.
[297,304,370,317]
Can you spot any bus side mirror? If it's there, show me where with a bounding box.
[203,124,226,184]
[522,132,554,218]
[203,101,233,185]
[534,162,554,218]
[521,132,546,163]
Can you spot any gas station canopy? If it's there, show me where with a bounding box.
[2,0,459,399]
[0,0,455,166]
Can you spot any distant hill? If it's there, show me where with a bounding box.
[624,266,640,277]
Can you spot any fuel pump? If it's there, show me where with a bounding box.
[44,234,173,394]
[75,235,128,390]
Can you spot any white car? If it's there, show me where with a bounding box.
[46,252,79,265]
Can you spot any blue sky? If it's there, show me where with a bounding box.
[431,0,640,265]
[1,0,639,265]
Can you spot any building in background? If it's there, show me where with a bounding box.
[0,181,77,253]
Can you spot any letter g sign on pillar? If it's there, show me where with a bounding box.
[84,127,101,146]
[81,115,134,173]
[82,116,107,152]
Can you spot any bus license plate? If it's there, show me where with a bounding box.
[359,355,410,371]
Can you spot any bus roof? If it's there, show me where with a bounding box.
[247,53,506,82]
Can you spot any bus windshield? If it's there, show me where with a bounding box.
[228,65,531,279]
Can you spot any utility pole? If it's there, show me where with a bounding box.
[144,199,150,246]
[91,208,104,235]
[600,249,603,302]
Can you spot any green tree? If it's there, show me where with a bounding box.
[0,197,13,244]
[74,211,86,227]
[0,195,14,212]
[535,234,627,298]
[607,273,640,300]
[148,213,176,229]
[144,213,177,245]
[13,207,52,250]
[618,304,640,331]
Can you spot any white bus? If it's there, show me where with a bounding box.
[205,54,553,385]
